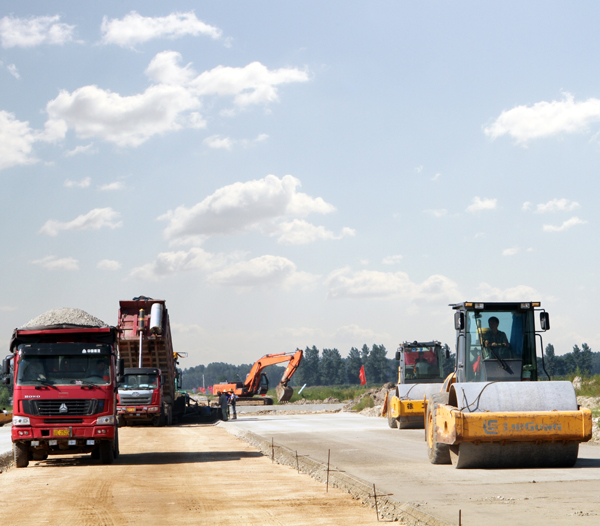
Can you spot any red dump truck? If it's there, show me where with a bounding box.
[116,297,216,425]
[2,308,123,468]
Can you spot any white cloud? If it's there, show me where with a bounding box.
[534,198,580,214]
[477,283,540,302]
[43,52,307,148]
[64,177,91,188]
[31,255,79,271]
[97,259,121,271]
[128,247,228,281]
[274,220,355,245]
[203,135,233,150]
[0,111,38,170]
[415,165,423,173]
[99,181,125,191]
[100,11,222,47]
[207,255,316,290]
[431,173,441,181]
[7,64,19,79]
[39,207,122,236]
[382,254,403,265]
[466,196,497,213]
[45,83,201,147]
[160,174,337,244]
[502,247,520,256]
[334,324,384,342]
[485,93,600,144]
[424,208,447,217]
[65,144,96,157]
[542,216,587,233]
[325,267,460,301]
[0,15,75,48]
[522,201,532,211]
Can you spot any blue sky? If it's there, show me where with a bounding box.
[1,2,599,366]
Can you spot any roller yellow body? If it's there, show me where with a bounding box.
[434,404,592,445]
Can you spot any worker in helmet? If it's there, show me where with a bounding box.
[228,390,237,420]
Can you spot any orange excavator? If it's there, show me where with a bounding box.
[212,349,303,404]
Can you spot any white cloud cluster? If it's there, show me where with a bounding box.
[99,181,125,191]
[97,259,121,271]
[534,198,580,214]
[64,177,91,189]
[65,144,96,157]
[160,174,341,245]
[7,64,19,79]
[128,247,228,281]
[325,268,460,301]
[485,93,600,144]
[424,208,447,217]
[542,217,587,233]
[39,208,122,236]
[42,51,308,148]
[466,196,497,213]
[0,111,38,170]
[382,255,403,265]
[0,15,75,48]
[101,11,222,47]
[477,283,540,302]
[31,255,79,271]
[203,133,268,150]
[502,247,520,256]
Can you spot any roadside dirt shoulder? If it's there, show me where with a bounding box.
[0,424,388,526]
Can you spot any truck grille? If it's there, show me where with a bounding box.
[119,393,153,405]
[34,399,96,416]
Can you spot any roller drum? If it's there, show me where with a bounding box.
[397,383,443,401]
[449,381,578,412]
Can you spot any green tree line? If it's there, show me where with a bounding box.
[543,343,600,377]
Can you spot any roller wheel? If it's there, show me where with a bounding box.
[99,440,114,465]
[426,393,451,464]
[14,442,29,468]
[387,390,398,429]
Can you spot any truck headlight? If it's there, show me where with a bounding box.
[96,416,114,425]
[13,416,30,426]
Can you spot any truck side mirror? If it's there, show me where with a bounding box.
[2,357,10,376]
[454,312,465,331]
[540,312,550,331]
[395,350,401,361]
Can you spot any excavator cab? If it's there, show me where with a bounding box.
[258,373,269,395]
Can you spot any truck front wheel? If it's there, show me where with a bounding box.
[14,442,29,468]
[99,440,115,465]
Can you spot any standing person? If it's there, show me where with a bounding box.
[228,390,237,420]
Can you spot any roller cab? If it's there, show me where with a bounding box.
[426,301,593,468]
[384,341,447,429]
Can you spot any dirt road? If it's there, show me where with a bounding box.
[0,424,384,526]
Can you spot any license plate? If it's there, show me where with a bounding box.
[52,429,70,437]
[126,407,136,412]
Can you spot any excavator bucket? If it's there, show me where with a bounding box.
[276,385,294,403]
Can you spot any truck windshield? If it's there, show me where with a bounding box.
[17,354,112,386]
[119,374,158,390]
[464,309,537,381]
[404,346,443,380]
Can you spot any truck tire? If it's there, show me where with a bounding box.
[32,450,48,461]
[426,393,451,464]
[167,405,173,426]
[99,440,114,465]
[114,429,120,459]
[14,442,29,468]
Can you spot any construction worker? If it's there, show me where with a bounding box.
[228,390,237,420]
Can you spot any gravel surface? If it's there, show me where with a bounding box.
[20,308,108,329]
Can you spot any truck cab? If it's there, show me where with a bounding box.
[117,367,165,426]
[3,325,123,468]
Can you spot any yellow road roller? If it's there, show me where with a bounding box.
[426,301,592,468]
[384,341,448,429]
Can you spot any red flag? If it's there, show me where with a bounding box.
[207,386,213,394]
[200,387,206,394]
[359,365,367,386]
